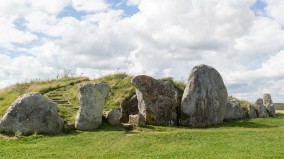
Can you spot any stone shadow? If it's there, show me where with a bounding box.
[124,131,140,135]
[214,118,277,129]
[175,118,278,129]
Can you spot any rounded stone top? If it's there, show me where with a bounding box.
[255,98,263,105]
[263,93,273,105]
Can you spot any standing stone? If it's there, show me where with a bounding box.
[263,94,276,117]
[255,98,269,118]
[131,75,179,126]
[129,113,146,127]
[106,109,121,125]
[75,83,110,130]
[180,65,228,127]
[119,94,139,123]
[247,104,258,118]
[0,92,64,135]
[224,99,245,120]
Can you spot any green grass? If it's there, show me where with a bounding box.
[0,114,284,158]
[0,77,89,118]
[1,74,284,158]
[0,73,135,122]
[159,77,186,92]
[94,73,135,110]
[228,95,253,108]
[0,73,136,125]
[0,73,184,119]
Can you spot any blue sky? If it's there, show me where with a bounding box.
[251,0,267,15]
[1,0,284,102]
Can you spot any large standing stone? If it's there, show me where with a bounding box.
[0,92,64,135]
[119,94,139,123]
[247,104,258,118]
[75,83,110,130]
[106,109,121,125]
[180,65,228,127]
[224,99,245,120]
[255,98,269,118]
[131,75,179,126]
[263,94,276,117]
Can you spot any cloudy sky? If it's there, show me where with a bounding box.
[0,0,284,102]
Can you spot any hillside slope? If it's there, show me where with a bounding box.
[0,77,89,119]
[0,73,138,124]
[0,73,254,125]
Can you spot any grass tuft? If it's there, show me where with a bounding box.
[228,95,253,108]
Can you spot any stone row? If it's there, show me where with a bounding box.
[121,64,276,127]
[0,64,276,135]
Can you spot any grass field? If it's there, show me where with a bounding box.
[0,74,283,158]
[0,114,283,159]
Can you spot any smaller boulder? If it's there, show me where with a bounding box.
[119,94,139,123]
[106,109,121,125]
[255,98,269,118]
[224,99,245,120]
[247,105,257,118]
[263,94,276,117]
[129,113,146,127]
[0,92,64,135]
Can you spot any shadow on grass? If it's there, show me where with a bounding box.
[2,115,283,139]
[0,97,3,101]
[217,118,277,128]
[0,122,125,139]
[124,131,140,135]
[276,113,284,118]
[176,117,279,130]
[96,122,125,132]
[140,125,156,130]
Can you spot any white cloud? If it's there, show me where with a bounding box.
[265,0,284,25]
[29,0,70,15]
[72,0,108,12]
[127,0,142,6]
[0,17,37,48]
[1,0,284,103]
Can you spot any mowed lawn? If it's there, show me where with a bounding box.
[0,114,284,159]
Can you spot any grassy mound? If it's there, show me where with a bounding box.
[1,74,284,158]
[94,73,135,110]
[0,77,89,118]
[228,95,253,108]
[1,73,258,124]
[0,73,136,124]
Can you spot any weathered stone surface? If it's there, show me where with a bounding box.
[106,109,121,125]
[75,83,110,130]
[131,75,179,126]
[255,98,269,118]
[263,93,276,117]
[0,92,64,135]
[247,104,258,118]
[129,113,146,127]
[119,94,139,123]
[224,99,245,120]
[180,64,228,127]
